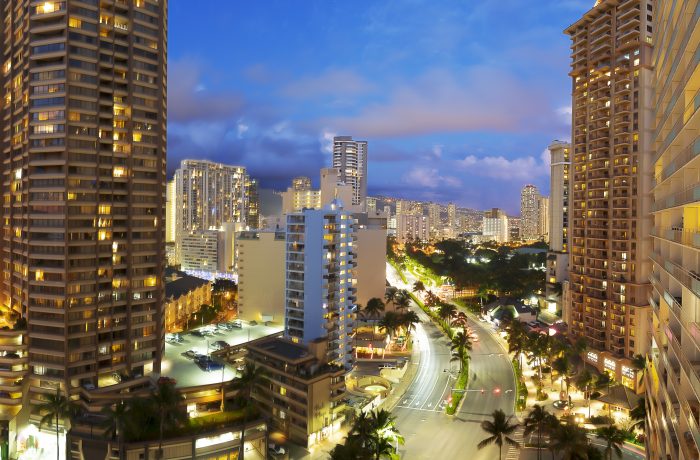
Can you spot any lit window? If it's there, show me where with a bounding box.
[113,166,126,178]
[35,270,44,281]
[68,17,81,28]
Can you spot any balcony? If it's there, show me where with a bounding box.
[651,227,700,249]
[650,252,700,298]
[653,183,700,212]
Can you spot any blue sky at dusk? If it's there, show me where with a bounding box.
[168,0,593,214]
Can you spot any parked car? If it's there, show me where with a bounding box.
[212,340,229,350]
[230,320,242,328]
[190,330,204,337]
[197,357,224,372]
[182,350,198,359]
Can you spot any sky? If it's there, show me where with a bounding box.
[168,0,593,214]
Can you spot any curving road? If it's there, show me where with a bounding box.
[387,264,517,460]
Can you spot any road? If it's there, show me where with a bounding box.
[387,264,518,460]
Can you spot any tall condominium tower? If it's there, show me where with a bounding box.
[332,136,367,209]
[646,0,700,457]
[547,141,572,317]
[0,0,167,451]
[520,185,540,241]
[482,208,509,244]
[285,201,357,368]
[565,0,653,387]
[538,195,550,242]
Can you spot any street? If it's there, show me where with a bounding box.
[387,264,518,460]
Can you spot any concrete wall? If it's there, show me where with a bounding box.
[356,227,387,308]
[237,232,286,322]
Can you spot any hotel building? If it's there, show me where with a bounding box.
[565,0,653,386]
[332,136,367,209]
[0,0,167,456]
[482,208,509,243]
[645,0,700,457]
[521,185,541,241]
[285,201,357,369]
[547,141,572,317]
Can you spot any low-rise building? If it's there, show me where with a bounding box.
[246,336,346,448]
[164,269,212,332]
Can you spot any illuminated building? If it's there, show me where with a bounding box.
[645,0,700,457]
[0,0,167,456]
[565,0,653,387]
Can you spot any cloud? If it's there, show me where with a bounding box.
[323,67,563,138]
[458,152,549,180]
[282,69,375,99]
[402,167,461,189]
[169,57,245,122]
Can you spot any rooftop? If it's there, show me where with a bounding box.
[165,269,210,300]
[249,337,310,361]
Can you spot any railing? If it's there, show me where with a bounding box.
[653,183,700,212]
[650,227,700,248]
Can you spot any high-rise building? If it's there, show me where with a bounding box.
[285,201,357,368]
[547,141,572,317]
[483,208,509,243]
[332,136,367,209]
[538,195,550,242]
[366,197,377,214]
[565,0,653,386]
[292,176,312,191]
[645,0,700,457]
[397,213,430,244]
[237,230,286,322]
[173,160,257,254]
[447,203,457,229]
[0,0,167,453]
[521,185,540,241]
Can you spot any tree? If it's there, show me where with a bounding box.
[549,423,589,460]
[341,409,403,459]
[450,331,473,372]
[575,369,595,417]
[384,287,398,305]
[101,400,130,460]
[477,409,520,460]
[506,321,529,370]
[233,362,267,460]
[552,356,572,397]
[399,311,421,340]
[631,354,646,389]
[412,280,425,294]
[379,312,401,339]
[363,298,385,321]
[438,303,457,325]
[523,405,554,460]
[150,381,186,459]
[595,425,628,460]
[629,398,646,428]
[394,290,411,310]
[36,388,79,460]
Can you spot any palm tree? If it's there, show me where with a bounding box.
[101,400,130,460]
[523,405,554,460]
[363,297,385,321]
[452,311,468,330]
[450,331,472,372]
[384,287,398,306]
[368,409,403,453]
[378,311,401,339]
[399,311,421,340]
[631,354,646,390]
[552,355,572,396]
[412,280,425,294]
[394,290,411,310]
[629,398,646,429]
[345,409,403,459]
[506,321,529,370]
[595,425,628,460]
[477,409,520,460]
[36,388,79,460]
[150,381,187,459]
[233,362,267,460]
[549,423,589,460]
[438,303,457,325]
[575,369,595,418]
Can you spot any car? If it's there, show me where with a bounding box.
[158,376,177,386]
[212,340,229,350]
[552,400,570,410]
[182,350,198,359]
[268,443,286,455]
[197,358,224,372]
[230,320,242,328]
[190,330,204,337]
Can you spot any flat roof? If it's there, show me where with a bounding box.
[162,321,284,388]
[249,337,310,362]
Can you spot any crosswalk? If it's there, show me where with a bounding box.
[505,425,524,460]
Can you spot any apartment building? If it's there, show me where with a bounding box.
[565,0,653,387]
[538,195,550,242]
[0,0,167,456]
[645,0,700,457]
[164,269,212,333]
[246,336,346,448]
[521,185,540,241]
[332,136,368,209]
[285,201,357,369]
[547,141,572,316]
[281,176,321,214]
[483,208,509,243]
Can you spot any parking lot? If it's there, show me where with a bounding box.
[161,321,284,388]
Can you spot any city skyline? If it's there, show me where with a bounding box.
[167,0,594,213]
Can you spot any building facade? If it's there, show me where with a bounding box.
[482,208,509,243]
[0,0,167,455]
[332,136,367,209]
[521,184,540,241]
[396,213,430,244]
[164,269,212,332]
[237,230,286,322]
[565,0,653,386]
[538,195,550,242]
[247,337,346,448]
[547,141,572,316]
[645,0,700,457]
[285,202,357,368]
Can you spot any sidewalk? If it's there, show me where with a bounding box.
[379,338,421,411]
